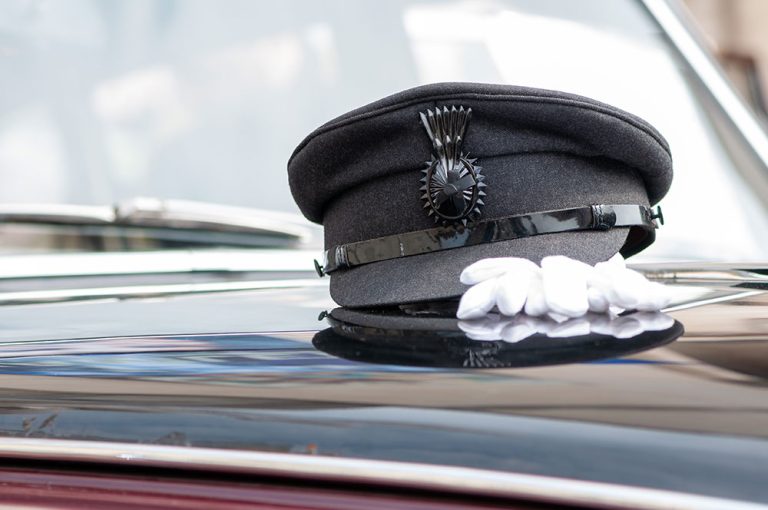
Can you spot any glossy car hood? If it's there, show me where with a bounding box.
[0,268,767,504]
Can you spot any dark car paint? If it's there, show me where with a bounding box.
[0,279,767,503]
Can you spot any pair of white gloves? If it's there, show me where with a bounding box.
[456,254,671,320]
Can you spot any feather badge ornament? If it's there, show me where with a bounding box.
[419,106,486,226]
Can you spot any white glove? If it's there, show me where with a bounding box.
[457,254,671,320]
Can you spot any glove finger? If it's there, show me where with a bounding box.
[599,267,649,310]
[523,272,548,316]
[541,256,591,317]
[457,277,498,320]
[587,286,610,313]
[496,268,535,316]
[460,257,538,285]
[634,282,672,311]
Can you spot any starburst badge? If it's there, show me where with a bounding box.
[419,106,486,226]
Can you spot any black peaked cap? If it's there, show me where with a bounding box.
[288,83,673,307]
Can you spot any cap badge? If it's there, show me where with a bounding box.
[419,106,486,226]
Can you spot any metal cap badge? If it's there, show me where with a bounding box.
[419,106,486,226]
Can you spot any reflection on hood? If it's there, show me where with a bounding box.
[313,306,684,369]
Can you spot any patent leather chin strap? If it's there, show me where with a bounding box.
[315,204,660,276]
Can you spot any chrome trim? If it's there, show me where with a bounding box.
[641,0,768,174]
[0,249,319,279]
[634,262,768,284]
[0,203,114,224]
[0,278,326,306]
[0,251,760,284]
[115,197,314,242]
[663,289,762,312]
[0,198,315,243]
[0,438,760,510]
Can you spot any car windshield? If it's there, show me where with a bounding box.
[2,0,768,260]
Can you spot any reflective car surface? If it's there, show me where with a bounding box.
[0,266,766,507]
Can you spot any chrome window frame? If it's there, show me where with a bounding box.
[641,0,768,202]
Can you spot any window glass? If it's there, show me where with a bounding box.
[1,0,766,260]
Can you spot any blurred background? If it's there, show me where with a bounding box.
[685,0,768,122]
[1,0,768,261]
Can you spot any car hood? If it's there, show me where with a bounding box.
[0,263,767,504]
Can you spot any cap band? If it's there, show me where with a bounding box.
[318,204,659,275]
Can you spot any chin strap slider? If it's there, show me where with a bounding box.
[651,206,664,226]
